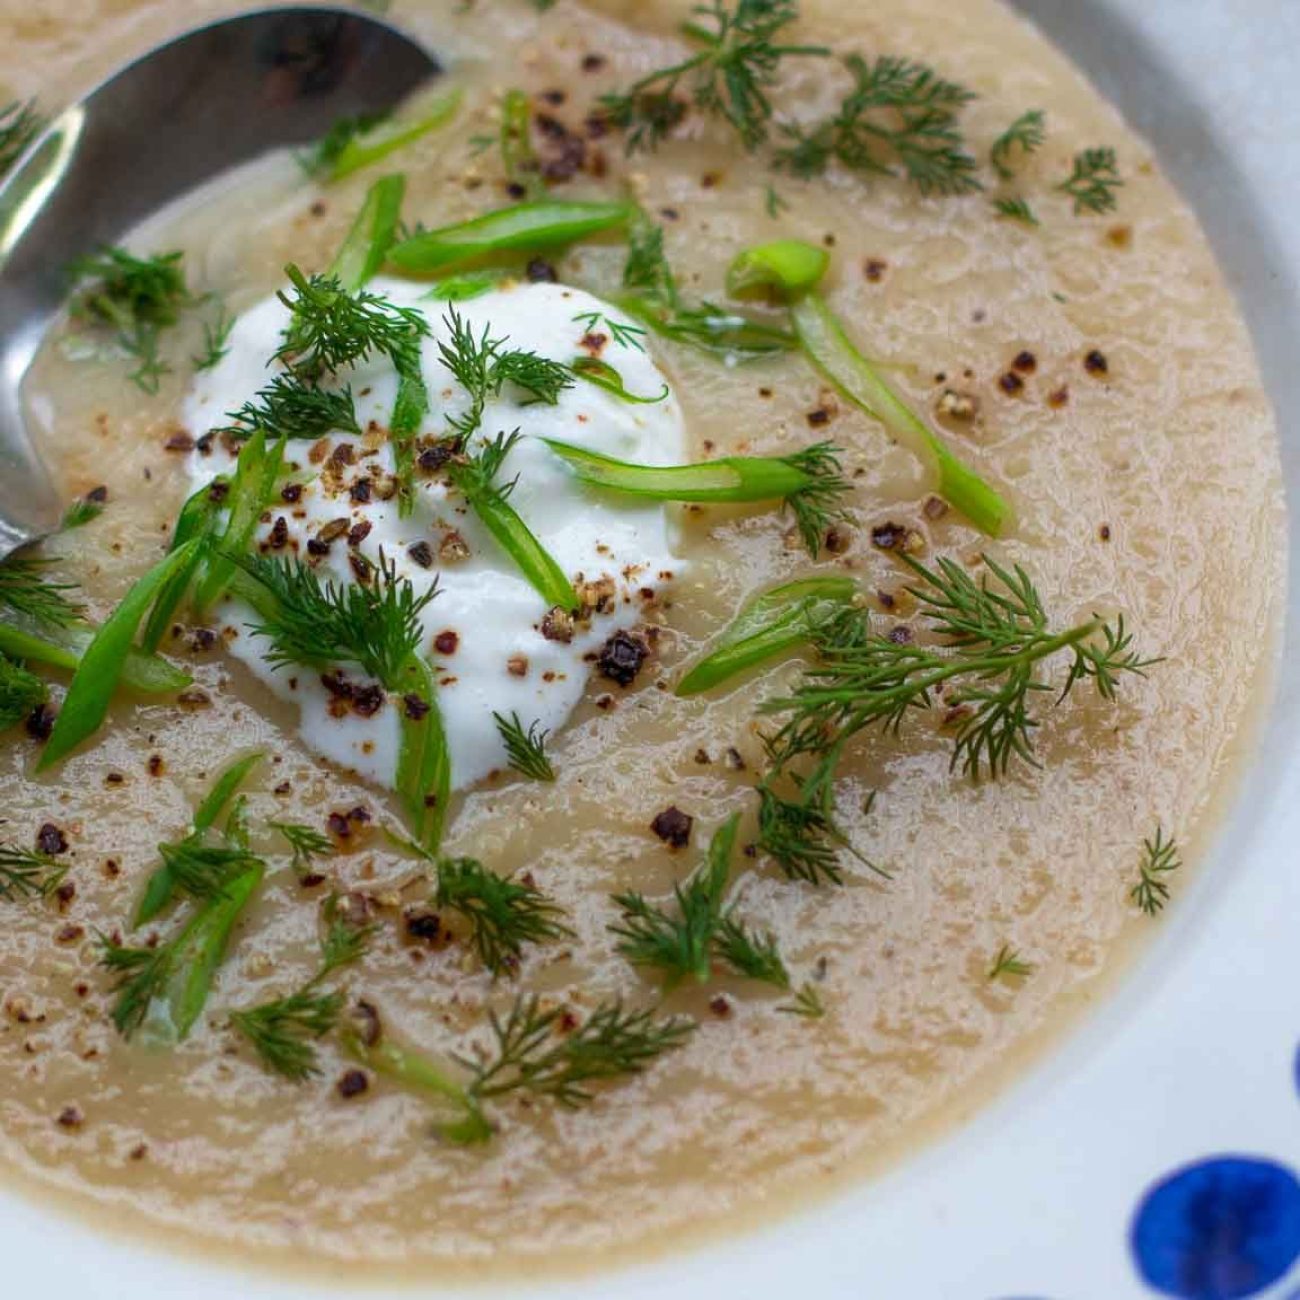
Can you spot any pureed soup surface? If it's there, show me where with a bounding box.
[0,0,1283,1277]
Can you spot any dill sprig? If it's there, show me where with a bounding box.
[0,844,65,901]
[990,109,1045,180]
[782,442,853,556]
[277,266,428,382]
[572,310,647,353]
[0,98,43,179]
[68,247,191,393]
[1131,825,1181,917]
[233,549,438,690]
[231,988,343,1081]
[0,555,82,627]
[438,307,573,441]
[775,54,980,196]
[0,654,47,732]
[993,196,1040,226]
[226,373,360,442]
[492,711,555,781]
[611,814,790,991]
[756,748,883,886]
[97,937,172,1038]
[765,554,1157,781]
[193,302,234,371]
[600,0,827,153]
[231,893,373,1080]
[1058,147,1123,215]
[778,982,826,1018]
[435,857,572,977]
[62,492,106,531]
[464,995,695,1106]
[988,944,1032,982]
[155,839,262,903]
[270,821,334,877]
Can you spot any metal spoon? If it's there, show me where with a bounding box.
[0,5,438,561]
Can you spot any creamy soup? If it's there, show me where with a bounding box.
[0,0,1283,1278]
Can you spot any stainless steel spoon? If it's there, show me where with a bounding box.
[0,5,437,560]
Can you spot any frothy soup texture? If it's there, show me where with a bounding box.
[0,0,1282,1277]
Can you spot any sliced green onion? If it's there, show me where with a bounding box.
[726,240,830,298]
[453,471,575,611]
[340,1007,490,1144]
[0,619,189,693]
[396,656,452,854]
[157,864,263,1042]
[676,577,858,696]
[134,751,264,927]
[328,88,462,183]
[425,269,509,302]
[193,430,287,614]
[388,200,634,274]
[329,173,406,292]
[542,438,812,503]
[142,478,227,652]
[38,538,203,770]
[570,356,669,405]
[791,294,1011,537]
[620,296,796,360]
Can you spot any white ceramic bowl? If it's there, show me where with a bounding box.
[6,2,1300,1295]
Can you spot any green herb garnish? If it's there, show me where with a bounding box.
[601,0,828,153]
[270,821,335,878]
[226,373,360,442]
[1132,825,1180,917]
[192,302,234,371]
[992,196,1040,226]
[61,493,106,531]
[988,945,1032,982]
[68,247,192,393]
[299,90,461,183]
[0,845,65,901]
[776,54,979,196]
[0,98,43,179]
[1058,147,1123,215]
[0,653,46,731]
[542,437,852,559]
[492,711,556,781]
[0,556,81,627]
[990,109,1045,180]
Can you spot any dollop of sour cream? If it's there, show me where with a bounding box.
[183,279,686,792]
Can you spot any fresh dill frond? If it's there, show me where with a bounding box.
[1131,825,1181,917]
[435,857,572,977]
[0,98,43,179]
[156,838,261,903]
[622,215,678,306]
[993,196,1040,226]
[990,109,1045,180]
[438,307,572,441]
[781,441,853,557]
[276,265,429,383]
[755,748,880,886]
[234,548,438,690]
[988,944,1032,982]
[465,994,694,1106]
[778,982,826,1018]
[571,310,647,352]
[0,555,81,627]
[713,914,790,988]
[96,935,172,1038]
[764,181,788,217]
[192,302,234,371]
[226,373,360,442]
[0,844,65,901]
[68,247,191,394]
[601,0,828,153]
[297,111,389,181]
[319,892,376,976]
[1058,146,1123,215]
[764,554,1154,782]
[775,54,981,196]
[61,492,106,531]
[270,821,334,877]
[492,711,555,781]
[0,653,47,732]
[231,988,343,1081]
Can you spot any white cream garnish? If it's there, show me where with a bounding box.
[183,279,686,792]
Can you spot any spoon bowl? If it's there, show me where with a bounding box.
[0,5,438,559]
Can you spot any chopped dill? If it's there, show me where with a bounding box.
[992,196,1040,226]
[61,492,106,531]
[988,944,1033,983]
[226,373,360,442]
[0,654,46,731]
[778,982,826,1018]
[990,109,1045,180]
[571,310,647,353]
[270,821,335,878]
[1058,147,1123,215]
[0,555,81,627]
[193,302,235,371]
[492,711,555,782]
[0,844,65,901]
[1132,825,1181,917]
